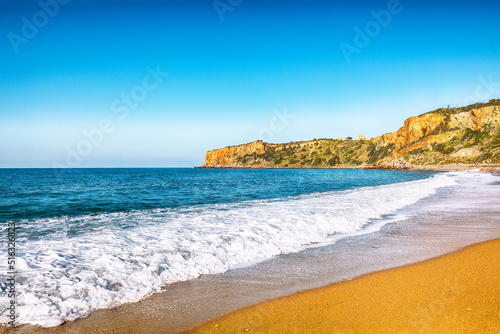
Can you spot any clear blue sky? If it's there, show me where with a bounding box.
[1,0,499,167]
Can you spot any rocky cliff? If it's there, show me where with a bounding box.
[372,105,500,152]
[204,141,268,167]
[200,100,500,168]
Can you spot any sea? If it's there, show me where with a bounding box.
[0,168,461,326]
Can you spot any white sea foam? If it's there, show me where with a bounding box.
[0,172,462,326]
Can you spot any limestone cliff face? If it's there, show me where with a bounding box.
[375,106,500,156]
[394,113,445,150]
[449,106,500,130]
[397,130,461,155]
[203,140,268,167]
[374,113,446,149]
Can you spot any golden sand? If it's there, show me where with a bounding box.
[187,239,500,334]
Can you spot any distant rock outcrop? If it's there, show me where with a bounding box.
[204,141,268,167]
[199,100,500,168]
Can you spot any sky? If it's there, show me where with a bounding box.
[1,0,500,168]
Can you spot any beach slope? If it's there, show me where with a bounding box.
[187,239,500,334]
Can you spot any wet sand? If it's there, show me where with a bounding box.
[2,172,500,334]
[187,239,500,333]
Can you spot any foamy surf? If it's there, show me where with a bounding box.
[1,172,458,327]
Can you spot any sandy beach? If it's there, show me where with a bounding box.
[187,239,500,334]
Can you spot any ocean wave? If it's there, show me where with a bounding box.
[0,173,457,327]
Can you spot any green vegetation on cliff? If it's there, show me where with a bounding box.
[421,99,500,116]
[232,140,400,168]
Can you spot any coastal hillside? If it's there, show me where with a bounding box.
[199,100,500,169]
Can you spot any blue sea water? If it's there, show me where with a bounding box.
[1,168,436,222]
[0,168,457,326]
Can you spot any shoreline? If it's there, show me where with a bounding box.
[187,239,500,333]
[2,171,499,333]
[195,163,500,172]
